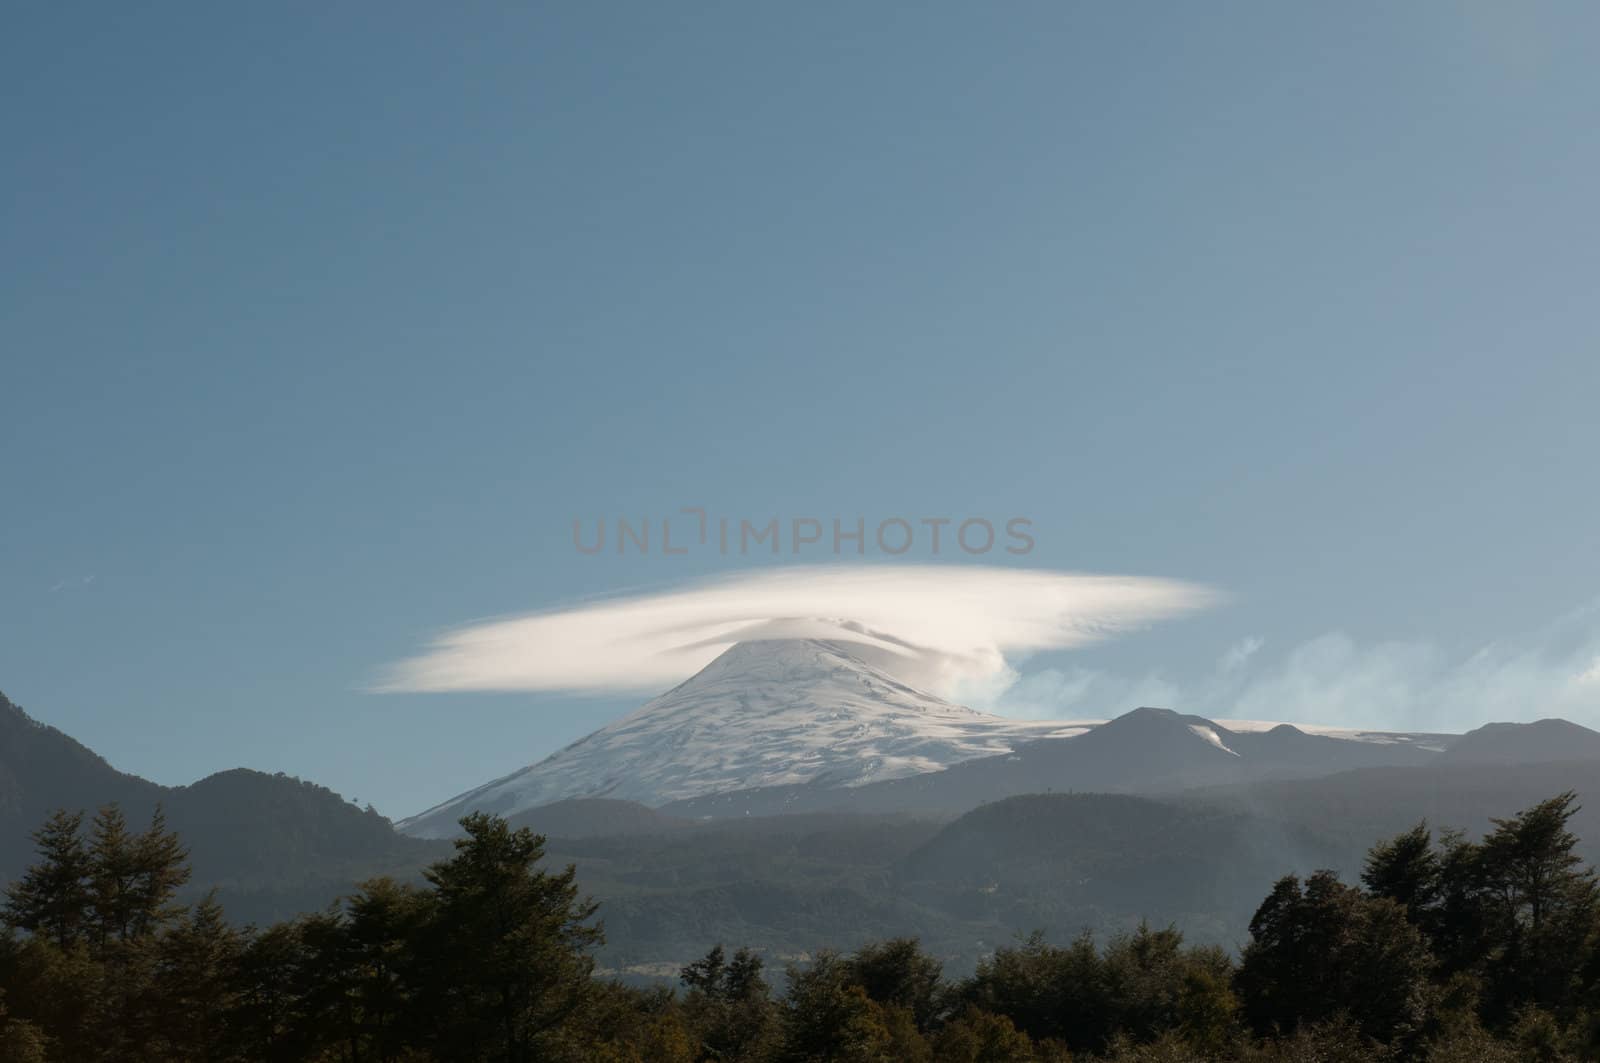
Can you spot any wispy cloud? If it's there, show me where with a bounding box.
[373,565,1218,696]
[978,600,1600,732]
[1218,636,1264,674]
[48,574,96,594]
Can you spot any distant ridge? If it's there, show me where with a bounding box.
[1438,718,1600,765]
[664,705,1447,819]
[0,689,440,925]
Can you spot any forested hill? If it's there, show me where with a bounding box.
[0,690,442,924]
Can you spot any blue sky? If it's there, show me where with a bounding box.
[4,3,1598,817]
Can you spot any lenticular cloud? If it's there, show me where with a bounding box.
[373,565,1218,697]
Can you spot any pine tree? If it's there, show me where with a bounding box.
[3,810,92,949]
[344,877,431,1061]
[86,804,136,948]
[150,893,241,1061]
[128,807,190,940]
[229,919,317,1063]
[414,812,603,1063]
[82,804,191,950]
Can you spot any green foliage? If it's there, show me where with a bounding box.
[0,795,1596,1061]
[1176,964,1239,1056]
[1362,822,1440,927]
[838,937,943,1032]
[2,812,91,949]
[0,999,48,1063]
[1243,1016,1392,1062]
[1420,1017,1523,1062]
[959,924,1238,1056]
[1475,793,1599,1020]
[681,944,779,1061]
[931,1006,1038,1062]
[149,894,239,1060]
[1352,793,1600,1033]
[88,804,191,948]
[412,812,602,1061]
[0,807,607,1063]
[1237,871,1432,1046]
[779,953,895,1062]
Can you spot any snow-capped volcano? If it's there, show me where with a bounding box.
[397,638,1086,837]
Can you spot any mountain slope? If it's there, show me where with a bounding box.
[1186,758,1600,864]
[0,689,442,924]
[1437,718,1600,764]
[398,639,1086,837]
[0,688,163,827]
[664,708,1446,819]
[506,798,689,839]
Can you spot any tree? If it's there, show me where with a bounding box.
[681,944,778,1061]
[780,953,896,1062]
[413,812,603,1062]
[1176,965,1239,1056]
[86,805,136,949]
[1475,793,1599,1020]
[292,907,361,1060]
[344,877,431,1060]
[1101,923,1189,1044]
[841,938,943,1033]
[931,1007,1037,1063]
[0,998,47,1063]
[1237,871,1433,1046]
[1363,822,1441,927]
[0,935,102,1061]
[1430,828,1490,977]
[129,808,191,940]
[149,893,241,1060]
[229,919,318,1062]
[959,931,1102,1049]
[86,804,190,949]
[3,810,92,949]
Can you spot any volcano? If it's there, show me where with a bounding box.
[396,639,1086,837]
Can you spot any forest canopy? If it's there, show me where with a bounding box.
[1,795,1597,1061]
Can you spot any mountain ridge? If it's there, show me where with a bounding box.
[660,704,1457,819]
[0,688,441,924]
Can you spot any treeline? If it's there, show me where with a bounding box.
[0,797,1597,1061]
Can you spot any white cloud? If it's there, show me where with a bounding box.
[373,565,1217,696]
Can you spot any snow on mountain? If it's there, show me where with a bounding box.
[663,707,1453,819]
[1187,723,1240,756]
[398,639,1088,837]
[1214,719,1453,750]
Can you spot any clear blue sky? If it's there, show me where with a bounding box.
[5,3,1598,817]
